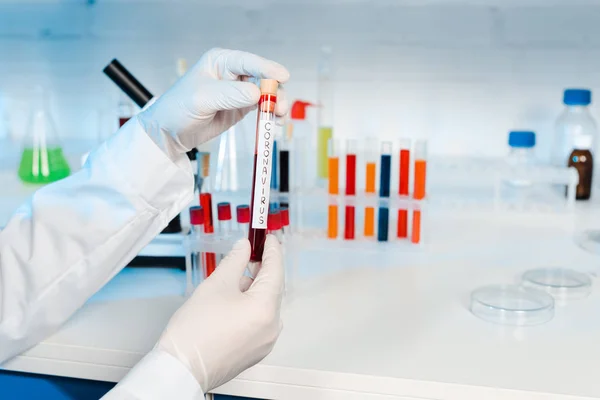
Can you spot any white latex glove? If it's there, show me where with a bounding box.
[156,235,284,393]
[138,48,290,159]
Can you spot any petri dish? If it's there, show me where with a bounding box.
[576,229,600,255]
[470,284,554,326]
[521,268,592,301]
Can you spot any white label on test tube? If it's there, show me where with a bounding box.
[252,118,275,228]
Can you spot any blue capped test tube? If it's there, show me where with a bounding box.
[378,141,392,242]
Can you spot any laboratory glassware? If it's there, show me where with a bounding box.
[279,135,290,208]
[280,207,290,234]
[189,206,205,287]
[506,131,536,187]
[267,208,283,243]
[470,284,554,326]
[552,89,598,172]
[317,46,334,183]
[236,205,250,237]
[411,140,427,244]
[568,134,594,200]
[397,138,411,238]
[377,141,392,242]
[521,268,592,302]
[200,192,217,276]
[118,93,134,128]
[344,139,358,240]
[217,202,233,237]
[18,87,71,185]
[248,79,278,262]
[327,138,340,239]
[364,138,377,238]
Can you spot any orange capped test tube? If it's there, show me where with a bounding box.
[327,139,339,239]
[412,140,427,244]
[413,140,427,200]
[364,138,377,237]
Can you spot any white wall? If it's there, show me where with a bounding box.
[1,0,600,161]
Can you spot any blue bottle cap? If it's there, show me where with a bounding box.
[508,131,536,148]
[563,89,592,106]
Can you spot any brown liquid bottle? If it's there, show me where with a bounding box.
[568,135,594,200]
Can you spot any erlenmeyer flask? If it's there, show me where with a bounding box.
[18,87,70,184]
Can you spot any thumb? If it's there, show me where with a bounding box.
[210,238,251,285]
[205,80,260,112]
[247,235,284,298]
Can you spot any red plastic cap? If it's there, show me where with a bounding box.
[267,210,282,231]
[236,205,250,223]
[280,207,290,226]
[217,202,232,221]
[290,100,314,120]
[189,206,204,226]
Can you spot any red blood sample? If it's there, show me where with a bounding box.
[248,87,277,262]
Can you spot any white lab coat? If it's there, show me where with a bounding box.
[0,118,204,399]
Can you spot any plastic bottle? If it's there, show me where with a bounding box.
[552,89,597,171]
[568,134,594,200]
[18,87,70,184]
[506,131,536,187]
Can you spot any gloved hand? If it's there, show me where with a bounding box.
[138,48,290,159]
[156,235,284,393]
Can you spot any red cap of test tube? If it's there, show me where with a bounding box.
[236,205,250,224]
[189,206,204,226]
[217,202,232,221]
[267,210,282,231]
[280,207,290,227]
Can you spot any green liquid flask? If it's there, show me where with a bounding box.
[18,88,70,184]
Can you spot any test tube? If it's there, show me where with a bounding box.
[327,138,340,239]
[364,138,377,238]
[413,140,427,200]
[279,136,290,208]
[236,205,250,237]
[317,47,334,182]
[217,202,233,237]
[267,208,283,243]
[397,138,411,239]
[378,142,392,242]
[411,210,421,244]
[280,207,290,235]
[189,206,205,288]
[344,139,358,240]
[200,192,217,277]
[118,94,133,128]
[248,79,278,262]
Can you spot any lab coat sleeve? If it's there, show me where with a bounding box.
[0,117,194,364]
[101,349,204,399]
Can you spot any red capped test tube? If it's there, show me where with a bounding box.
[199,193,217,277]
[217,202,233,237]
[236,204,250,237]
[188,206,205,288]
[248,79,278,262]
[267,208,283,243]
[397,138,411,239]
[280,207,290,235]
[344,139,357,240]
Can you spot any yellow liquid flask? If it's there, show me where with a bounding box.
[18,87,70,184]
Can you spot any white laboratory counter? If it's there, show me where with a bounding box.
[2,171,600,399]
